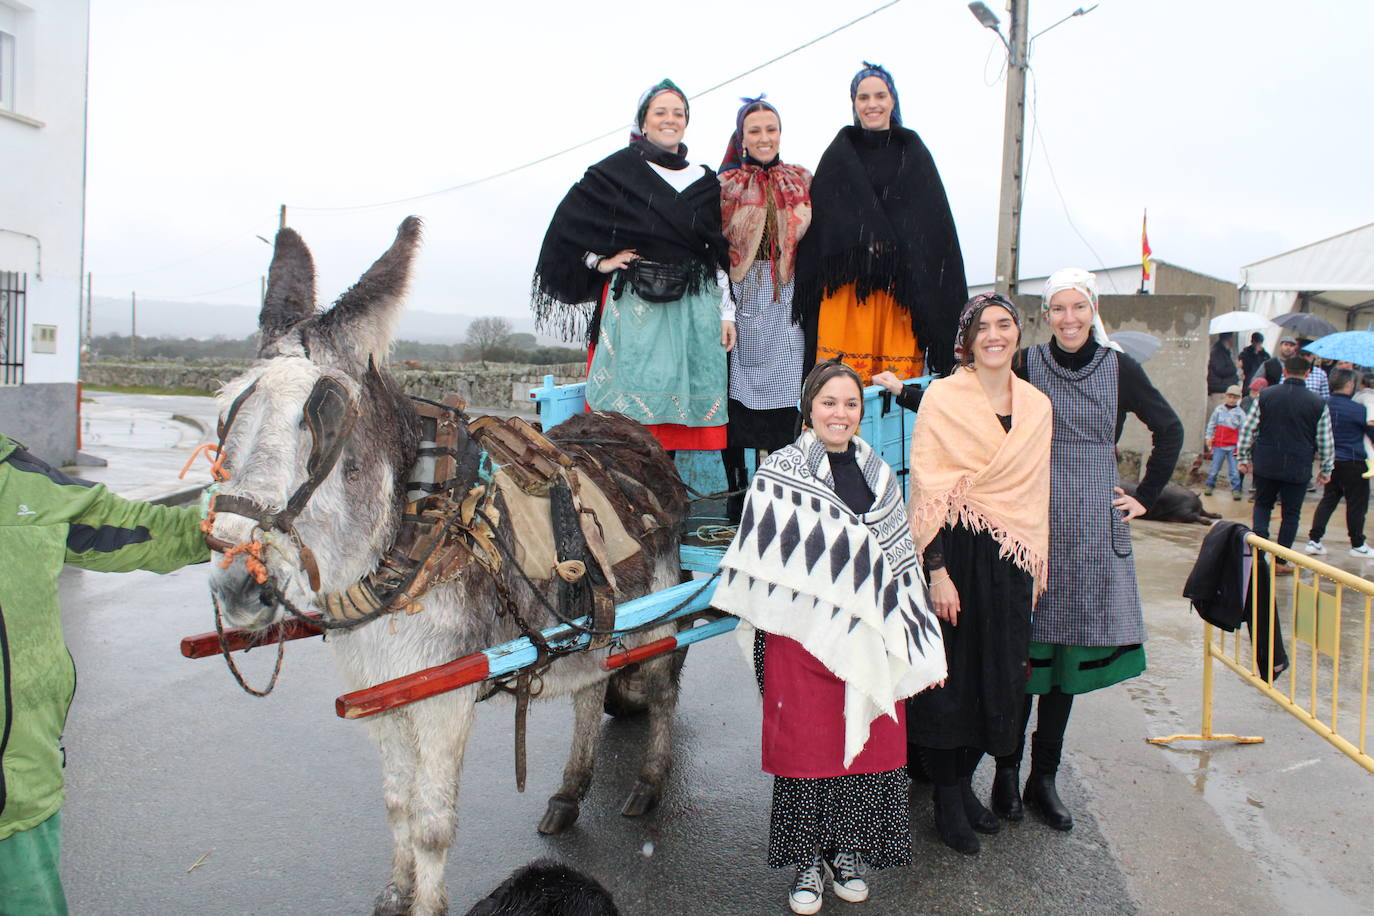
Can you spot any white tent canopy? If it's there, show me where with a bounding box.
[1240,223,1374,326]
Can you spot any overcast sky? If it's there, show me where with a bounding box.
[85,0,1373,334]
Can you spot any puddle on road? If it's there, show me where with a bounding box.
[1134,672,1364,914]
[82,415,195,450]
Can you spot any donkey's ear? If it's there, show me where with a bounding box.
[258,227,317,344]
[318,216,422,368]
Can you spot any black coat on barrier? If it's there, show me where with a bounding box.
[1183,521,1288,676]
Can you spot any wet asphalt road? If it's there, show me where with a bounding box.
[53,393,1374,915]
[58,563,1135,916]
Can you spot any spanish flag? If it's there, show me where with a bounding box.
[1141,210,1152,281]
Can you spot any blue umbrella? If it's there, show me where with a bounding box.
[1302,331,1374,367]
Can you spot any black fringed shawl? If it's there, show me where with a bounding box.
[532,143,730,342]
[793,126,968,375]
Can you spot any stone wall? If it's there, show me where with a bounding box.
[82,361,586,411]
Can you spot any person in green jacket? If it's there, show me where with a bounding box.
[0,431,209,915]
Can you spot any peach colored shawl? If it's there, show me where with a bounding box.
[908,366,1053,594]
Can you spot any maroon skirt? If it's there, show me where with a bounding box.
[761,634,907,778]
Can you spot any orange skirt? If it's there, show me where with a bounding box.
[815,285,924,382]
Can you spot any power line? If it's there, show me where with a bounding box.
[289,0,905,213]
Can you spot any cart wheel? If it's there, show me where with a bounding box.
[603,646,689,717]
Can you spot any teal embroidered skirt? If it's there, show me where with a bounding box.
[585,281,727,448]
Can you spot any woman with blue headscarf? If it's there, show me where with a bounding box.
[794,62,969,382]
[532,79,734,452]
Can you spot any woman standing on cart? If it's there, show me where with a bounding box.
[532,78,734,451]
[999,268,1183,830]
[713,359,946,915]
[716,95,813,516]
[906,293,1052,854]
[793,61,967,381]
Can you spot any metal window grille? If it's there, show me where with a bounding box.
[1,270,25,386]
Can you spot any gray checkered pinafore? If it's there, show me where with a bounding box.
[1026,344,1145,646]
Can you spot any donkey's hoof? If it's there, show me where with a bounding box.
[620,779,660,817]
[372,882,413,916]
[538,794,581,834]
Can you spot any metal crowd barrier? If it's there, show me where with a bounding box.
[1150,533,1374,775]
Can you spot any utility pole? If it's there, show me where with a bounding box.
[84,272,92,361]
[994,0,1029,298]
[130,291,137,360]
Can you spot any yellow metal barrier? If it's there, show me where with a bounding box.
[1149,533,1374,776]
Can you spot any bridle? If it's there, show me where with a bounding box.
[208,374,359,592]
[202,371,362,694]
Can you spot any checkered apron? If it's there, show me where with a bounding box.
[729,260,804,410]
[1026,344,1145,646]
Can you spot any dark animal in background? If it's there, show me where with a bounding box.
[463,859,619,916]
[1120,481,1220,524]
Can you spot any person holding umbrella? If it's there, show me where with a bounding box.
[1207,332,1240,413]
[1240,333,1270,387]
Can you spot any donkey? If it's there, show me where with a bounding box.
[206,218,688,916]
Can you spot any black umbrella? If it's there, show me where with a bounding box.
[1272,312,1338,339]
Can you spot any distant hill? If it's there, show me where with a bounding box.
[90,296,547,344]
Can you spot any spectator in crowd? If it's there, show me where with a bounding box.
[1304,368,1374,558]
[1301,347,1330,399]
[1354,373,1374,479]
[1239,332,1270,387]
[1260,336,1300,386]
[1237,356,1334,574]
[1204,384,1246,500]
[1206,332,1239,413]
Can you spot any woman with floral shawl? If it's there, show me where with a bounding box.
[716,95,813,516]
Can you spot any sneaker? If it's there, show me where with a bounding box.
[1305,540,1328,556]
[1204,486,1214,496]
[1351,544,1374,558]
[789,859,824,915]
[823,850,869,903]
[1233,491,1243,501]
[1274,562,1295,577]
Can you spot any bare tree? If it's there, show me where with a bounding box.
[465,316,512,363]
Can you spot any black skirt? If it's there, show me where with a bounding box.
[906,524,1034,758]
[726,397,798,452]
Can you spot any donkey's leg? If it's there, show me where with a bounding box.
[369,711,420,916]
[538,678,610,835]
[622,648,681,817]
[406,689,478,916]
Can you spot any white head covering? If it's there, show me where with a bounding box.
[1042,267,1122,352]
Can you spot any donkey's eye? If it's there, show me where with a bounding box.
[343,458,361,483]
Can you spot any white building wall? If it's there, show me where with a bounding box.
[0,0,89,387]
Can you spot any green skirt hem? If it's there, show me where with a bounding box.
[1026,641,1145,695]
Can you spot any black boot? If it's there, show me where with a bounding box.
[932,784,979,854]
[990,766,1024,821]
[722,450,749,524]
[1023,734,1072,830]
[960,777,1000,835]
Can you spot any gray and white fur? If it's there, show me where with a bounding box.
[207,218,685,916]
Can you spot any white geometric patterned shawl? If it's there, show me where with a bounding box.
[713,430,946,766]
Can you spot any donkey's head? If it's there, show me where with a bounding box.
[208,218,422,630]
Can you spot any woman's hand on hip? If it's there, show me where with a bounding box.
[597,249,638,273]
[721,320,736,351]
[929,573,960,625]
[1113,487,1146,522]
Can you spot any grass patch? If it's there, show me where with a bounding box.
[85,384,215,397]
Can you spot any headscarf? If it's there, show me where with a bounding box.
[1041,267,1123,352]
[719,95,780,173]
[630,78,689,143]
[954,292,1021,364]
[850,61,902,128]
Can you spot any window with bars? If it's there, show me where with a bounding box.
[1,270,25,386]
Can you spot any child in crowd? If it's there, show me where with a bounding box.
[1205,384,1246,499]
